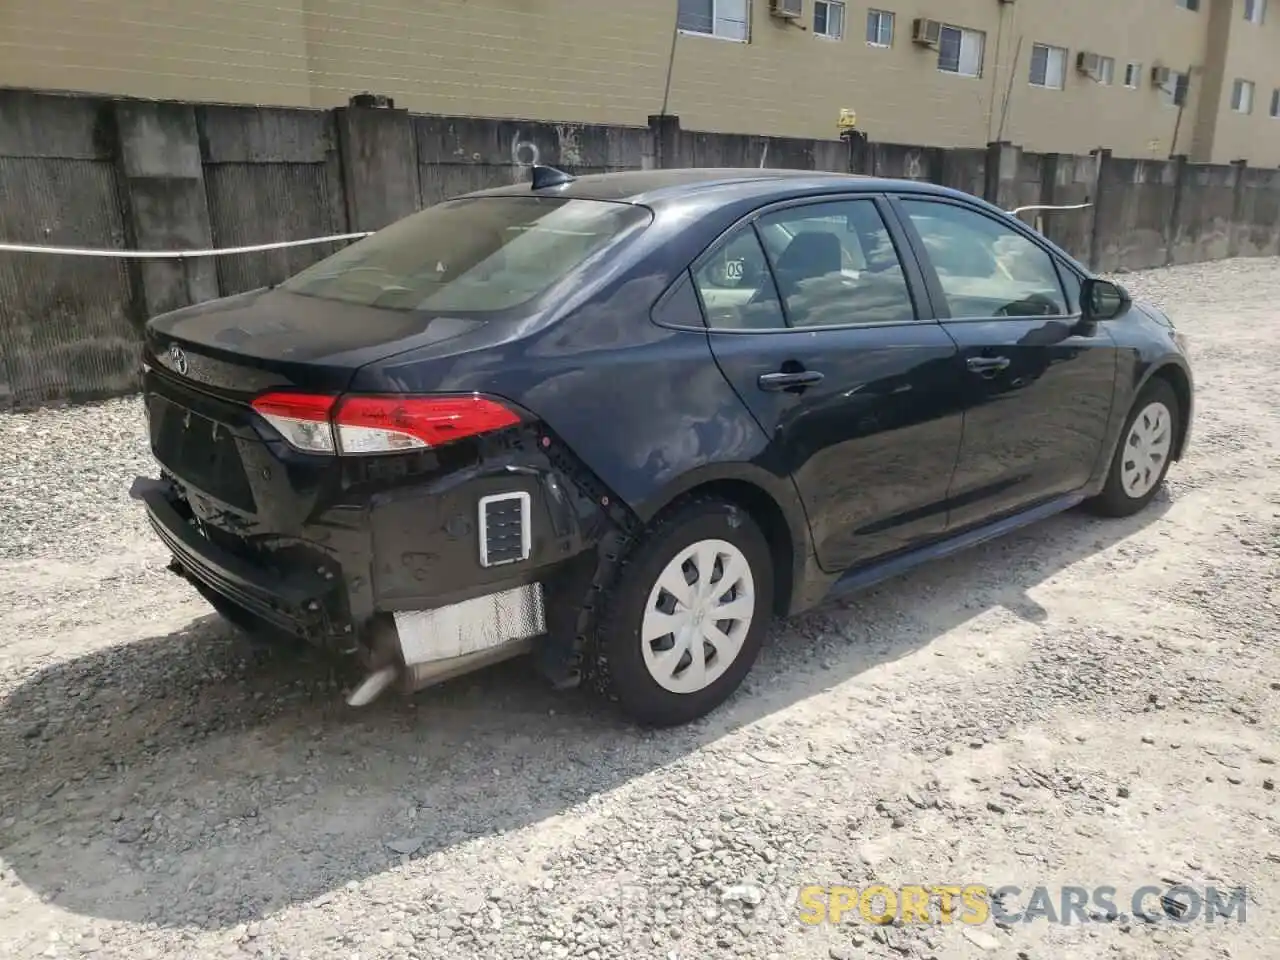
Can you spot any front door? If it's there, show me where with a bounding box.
[890,196,1117,531]
[692,195,967,572]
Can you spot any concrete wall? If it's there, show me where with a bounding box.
[1196,0,1280,167]
[2,88,1279,409]
[3,0,1280,164]
[1169,160,1238,265]
[1233,167,1280,259]
[1092,156,1182,273]
[0,93,138,407]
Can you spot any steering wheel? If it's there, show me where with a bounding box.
[861,257,900,275]
[995,293,1060,317]
[371,284,417,309]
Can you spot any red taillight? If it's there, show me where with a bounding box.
[250,392,522,456]
[334,395,522,454]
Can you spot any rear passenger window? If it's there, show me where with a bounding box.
[691,228,787,331]
[755,200,917,328]
[651,272,706,328]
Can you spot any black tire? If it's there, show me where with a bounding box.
[1085,377,1180,518]
[593,497,775,727]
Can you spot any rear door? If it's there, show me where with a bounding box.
[692,194,966,573]
[888,195,1117,531]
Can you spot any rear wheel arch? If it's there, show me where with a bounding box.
[638,473,806,617]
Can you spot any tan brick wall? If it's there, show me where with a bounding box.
[990,0,1207,159]
[662,0,1209,155]
[299,0,674,121]
[0,0,313,106]
[1203,0,1280,165]
[0,0,676,121]
[3,0,1280,164]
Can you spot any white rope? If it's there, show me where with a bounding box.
[0,232,373,259]
[0,205,1089,258]
[1008,202,1094,216]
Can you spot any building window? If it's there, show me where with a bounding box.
[1092,55,1116,85]
[1175,0,1200,9]
[677,0,750,41]
[814,1,846,39]
[866,9,894,46]
[1231,78,1255,113]
[1271,88,1280,117]
[1029,43,1068,89]
[1124,61,1142,88]
[938,25,985,78]
[1245,0,1266,22]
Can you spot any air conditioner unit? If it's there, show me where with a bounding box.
[770,0,803,19]
[912,18,943,46]
[1151,65,1172,87]
[1076,52,1103,77]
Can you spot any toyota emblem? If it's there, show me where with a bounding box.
[168,343,188,376]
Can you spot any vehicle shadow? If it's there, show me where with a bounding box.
[0,495,1173,929]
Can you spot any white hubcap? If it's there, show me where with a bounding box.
[641,539,755,695]
[1121,400,1173,498]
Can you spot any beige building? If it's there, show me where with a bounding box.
[2,0,1278,164]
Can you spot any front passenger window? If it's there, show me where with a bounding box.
[899,199,1067,319]
[1057,263,1083,313]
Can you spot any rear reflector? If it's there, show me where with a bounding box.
[251,392,337,454]
[250,392,522,455]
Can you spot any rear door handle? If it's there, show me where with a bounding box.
[966,356,1011,374]
[758,370,825,392]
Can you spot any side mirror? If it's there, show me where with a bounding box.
[1081,278,1130,321]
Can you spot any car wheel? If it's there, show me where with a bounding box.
[594,497,774,727]
[1085,377,1180,518]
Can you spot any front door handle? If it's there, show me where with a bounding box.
[966,356,1011,375]
[758,370,825,392]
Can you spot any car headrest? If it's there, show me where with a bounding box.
[775,231,843,277]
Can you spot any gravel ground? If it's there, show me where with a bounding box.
[1,257,1277,960]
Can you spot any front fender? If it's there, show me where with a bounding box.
[1129,352,1194,460]
[1092,349,1195,493]
[1146,355,1192,460]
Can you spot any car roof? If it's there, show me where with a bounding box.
[465,166,976,207]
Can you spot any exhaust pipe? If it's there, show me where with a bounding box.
[345,616,401,707]
[344,643,536,707]
[346,664,400,707]
[343,586,545,707]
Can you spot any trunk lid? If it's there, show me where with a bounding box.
[143,287,488,530]
[145,287,487,397]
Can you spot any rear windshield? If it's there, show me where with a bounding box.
[281,196,651,313]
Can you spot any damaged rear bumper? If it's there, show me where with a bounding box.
[130,476,346,642]
[130,475,563,704]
